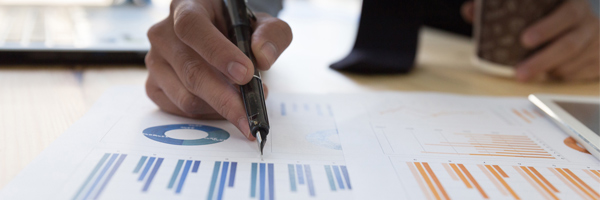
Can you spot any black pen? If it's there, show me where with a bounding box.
[223,0,270,155]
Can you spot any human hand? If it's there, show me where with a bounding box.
[145,0,292,140]
[462,0,599,82]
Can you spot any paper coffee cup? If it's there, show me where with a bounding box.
[473,0,564,77]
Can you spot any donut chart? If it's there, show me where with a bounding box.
[564,136,591,154]
[143,124,229,145]
[306,129,342,150]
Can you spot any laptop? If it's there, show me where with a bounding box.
[0,0,167,64]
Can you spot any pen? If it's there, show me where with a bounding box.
[223,0,270,155]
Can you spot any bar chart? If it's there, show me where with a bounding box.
[277,102,333,118]
[68,152,352,200]
[422,133,555,159]
[393,157,600,200]
[363,94,549,128]
[511,108,544,124]
[371,124,561,160]
[72,153,128,200]
[208,161,238,200]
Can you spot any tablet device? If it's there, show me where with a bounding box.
[529,94,600,160]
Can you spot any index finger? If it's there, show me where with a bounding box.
[172,0,255,85]
[521,0,590,48]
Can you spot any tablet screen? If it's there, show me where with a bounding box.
[556,101,599,135]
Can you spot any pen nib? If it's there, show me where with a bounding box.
[256,131,266,155]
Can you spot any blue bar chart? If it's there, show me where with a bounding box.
[249,163,275,200]
[276,101,333,118]
[207,161,238,200]
[287,164,353,197]
[71,152,352,200]
[72,153,127,200]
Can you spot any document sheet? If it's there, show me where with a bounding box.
[1,87,350,200]
[1,87,598,200]
[332,93,600,200]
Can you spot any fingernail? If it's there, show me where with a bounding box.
[261,42,277,66]
[237,117,252,139]
[523,32,539,47]
[227,62,248,83]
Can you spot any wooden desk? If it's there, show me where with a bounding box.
[0,1,597,189]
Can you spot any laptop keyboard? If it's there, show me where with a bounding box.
[0,6,92,48]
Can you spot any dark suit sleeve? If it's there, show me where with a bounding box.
[422,0,473,37]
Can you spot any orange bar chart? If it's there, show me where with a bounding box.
[583,169,600,183]
[407,162,450,200]
[512,108,543,123]
[457,164,488,199]
[403,159,599,200]
[550,168,600,200]
[480,164,520,200]
[514,166,559,200]
[513,109,531,123]
[423,133,555,159]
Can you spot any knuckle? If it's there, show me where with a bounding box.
[146,22,162,42]
[144,50,160,67]
[176,92,203,115]
[173,7,199,41]
[144,52,154,66]
[181,59,208,91]
[201,40,225,64]
[169,0,180,14]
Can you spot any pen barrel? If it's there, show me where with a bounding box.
[224,2,270,137]
[237,24,269,136]
[240,76,270,137]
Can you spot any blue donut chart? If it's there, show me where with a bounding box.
[143,124,230,145]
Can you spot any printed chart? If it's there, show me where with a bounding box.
[267,96,343,156]
[332,93,600,200]
[68,151,352,200]
[371,125,561,160]
[394,158,600,200]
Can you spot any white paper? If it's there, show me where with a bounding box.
[0,87,352,200]
[332,92,600,200]
[4,87,599,200]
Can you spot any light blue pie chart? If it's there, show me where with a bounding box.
[143,124,229,145]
